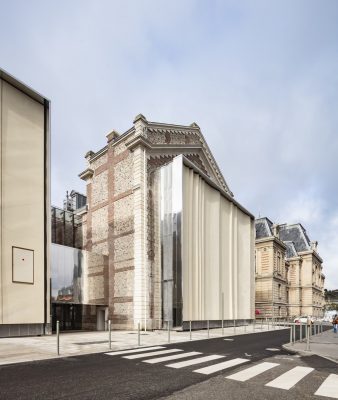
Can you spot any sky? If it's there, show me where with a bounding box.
[0,0,337,289]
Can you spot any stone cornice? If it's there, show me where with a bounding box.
[286,255,303,262]
[79,168,94,181]
[255,236,287,249]
[297,250,323,263]
[125,135,152,151]
[90,146,108,162]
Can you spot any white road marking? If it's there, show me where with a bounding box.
[144,351,202,364]
[104,346,165,356]
[124,349,183,359]
[315,374,338,399]
[266,348,280,352]
[224,339,234,341]
[166,355,225,369]
[265,366,314,390]
[194,358,249,375]
[226,362,280,382]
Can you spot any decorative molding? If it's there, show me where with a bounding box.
[125,135,152,151]
[79,168,94,181]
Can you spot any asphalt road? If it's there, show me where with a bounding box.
[0,329,336,400]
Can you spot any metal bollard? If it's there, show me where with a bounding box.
[244,320,246,333]
[56,320,60,355]
[300,322,302,342]
[234,319,236,334]
[221,292,224,336]
[290,324,292,344]
[267,318,270,331]
[261,318,263,330]
[253,319,255,332]
[207,320,210,338]
[168,321,170,343]
[189,320,192,340]
[293,324,296,343]
[306,325,310,351]
[138,322,141,346]
[108,320,112,350]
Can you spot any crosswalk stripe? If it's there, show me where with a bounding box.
[144,351,202,364]
[194,358,249,375]
[226,362,280,381]
[315,374,338,399]
[104,346,165,356]
[166,355,225,369]
[265,366,314,390]
[123,349,183,360]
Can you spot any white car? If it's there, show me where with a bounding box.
[294,316,314,324]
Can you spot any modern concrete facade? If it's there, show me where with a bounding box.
[0,69,50,337]
[79,115,255,330]
[255,217,325,319]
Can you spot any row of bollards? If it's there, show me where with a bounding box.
[56,318,303,355]
[289,321,324,351]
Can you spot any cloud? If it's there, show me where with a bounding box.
[319,214,338,289]
[1,0,338,287]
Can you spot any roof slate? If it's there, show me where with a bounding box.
[255,217,273,239]
[284,241,298,258]
[279,224,311,252]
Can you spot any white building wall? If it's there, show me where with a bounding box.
[0,76,49,334]
[181,160,255,322]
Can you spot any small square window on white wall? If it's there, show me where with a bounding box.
[12,246,34,284]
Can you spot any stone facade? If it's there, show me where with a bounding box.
[79,115,244,330]
[255,220,289,318]
[255,218,325,319]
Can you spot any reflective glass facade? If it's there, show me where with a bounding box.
[51,244,108,331]
[51,206,83,249]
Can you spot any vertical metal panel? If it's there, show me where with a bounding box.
[0,78,2,324]
[160,156,183,327]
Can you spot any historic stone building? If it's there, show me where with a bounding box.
[255,218,289,318]
[255,217,325,319]
[78,115,255,330]
[279,223,325,318]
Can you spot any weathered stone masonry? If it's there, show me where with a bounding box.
[79,114,234,329]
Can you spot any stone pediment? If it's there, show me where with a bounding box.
[131,115,233,196]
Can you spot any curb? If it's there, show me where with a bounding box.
[282,344,338,364]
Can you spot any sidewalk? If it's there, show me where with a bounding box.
[283,328,338,363]
[0,323,286,366]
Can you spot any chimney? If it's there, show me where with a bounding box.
[272,224,280,238]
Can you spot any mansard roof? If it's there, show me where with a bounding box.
[279,223,311,252]
[255,217,273,239]
[284,241,298,258]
